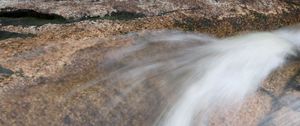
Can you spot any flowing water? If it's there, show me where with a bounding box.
[66,25,300,126]
[1,25,300,126]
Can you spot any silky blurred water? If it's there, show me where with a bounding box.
[67,26,300,126]
[0,25,299,126]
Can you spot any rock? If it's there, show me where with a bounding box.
[0,0,298,19]
[0,65,13,79]
[0,0,300,126]
[1,31,300,126]
[283,0,300,5]
[0,31,34,40]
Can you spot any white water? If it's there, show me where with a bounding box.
[159,31,298,126]
[69,25,300,126]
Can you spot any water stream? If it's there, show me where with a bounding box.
[67,25,300,126]
[0,23,300,125]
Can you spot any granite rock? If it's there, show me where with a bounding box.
[0,0,300,126]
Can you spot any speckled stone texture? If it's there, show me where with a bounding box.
[0,0,298,19]
[0,0,300,126]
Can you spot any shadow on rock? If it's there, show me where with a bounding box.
[0,31,34,41]
[0,65,14,79]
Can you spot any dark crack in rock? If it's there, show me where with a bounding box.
[0,65,13,79]
[0,31,34,40]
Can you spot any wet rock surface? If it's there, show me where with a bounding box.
[0,0,300,126]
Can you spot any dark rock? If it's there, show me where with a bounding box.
[0,31,34,40]
[0,65,13,79]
